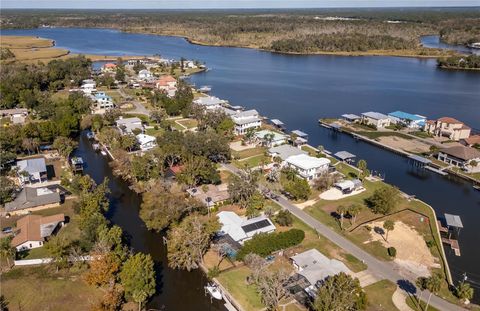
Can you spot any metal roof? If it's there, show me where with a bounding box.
[445,213,463,228]
[341,114,360,120]
[388,111,425,122]
[361,111,389,120]
[291,130,308,137]
[271,119,285,126]
[334,151,356,160]
[408,154,431,164]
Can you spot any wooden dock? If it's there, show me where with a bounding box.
[441,237,461,256]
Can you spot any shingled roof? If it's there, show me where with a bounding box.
[440,146,480,161]
[11,214,65,247]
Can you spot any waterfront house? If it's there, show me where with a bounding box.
[291,130,309,145]
[80,79,96,94]
[437,146,480,173]
[181,60,197,69]
[290,249,351,296]
[341,114,360,123]
[136,134,157,151]
[217,211,276,244]
[101,63,117,73]
[186,184,230,208]
[15,158,47,185]
[0,108,28,125]
[94,92,114,109]
[285,154,331,181]
[388,111,426,129]
[461,135,480,148]
[138,69,153,80]
[361,112,391,128]
[231,109,262,135]
[268,145,308,162]
[193,96,227,110]
[424,117,471,141]
[255,130,288,147]
[155,75,177,97]
[116,117,143,135]
[11,213,65,252]
[5,187,61,215]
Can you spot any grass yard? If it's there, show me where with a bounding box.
[234,154,270,169]
[232,147,266,160]
[1,265,102,311]
[405,295,440,311]
[217,266,264,311]
[364,280,398,311]
[176,118,198,129]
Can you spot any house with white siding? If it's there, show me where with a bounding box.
[285,154,331,181]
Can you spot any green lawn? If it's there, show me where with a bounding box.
[405,294,440,311]
[1,265,102,311]
[217,266,264,311]
[411,131,433,139]
[234,154,270,169]
[364,280,398,311]
[232,147,266,160]
[145,127,164,136]
[176,118,198,129]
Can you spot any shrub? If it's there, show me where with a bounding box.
[426,240,436,248]
[207,266,220,279]
[275,210,293,227]
[236,229,305,261]
[388,247,397,257]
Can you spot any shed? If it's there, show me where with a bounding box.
[341,114,360,122]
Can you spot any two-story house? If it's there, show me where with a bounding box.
[424,117,471,141]
[231,109,261,135]
[285,154,331,181]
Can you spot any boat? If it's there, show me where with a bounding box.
[199,85,212,92]
[92,143,100,151]
[100,150,108,156]
[86,131,95,140]
[473,184,480,191]
[205,283,223,300]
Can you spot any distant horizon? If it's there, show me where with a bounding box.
[2,0,480,9]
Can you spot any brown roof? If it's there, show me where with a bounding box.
[437,117,463,124]
[156,75,176,86]
[440,146,480,161]
[11,213,65,247]
[463,135,480,146]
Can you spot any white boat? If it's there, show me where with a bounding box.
[205,283,223,300]
[100,150,108,156]
[199,85,212,92]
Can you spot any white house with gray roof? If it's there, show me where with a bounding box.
[193,96,227,110]
[268,145,307,161]
[15,158,47,185]
[116,117,143,135]
[361,112,391,128]
[285,154,331,181]
[231,109,261,135]
[217,211,276,244]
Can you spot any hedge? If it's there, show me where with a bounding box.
[236,229,305,260]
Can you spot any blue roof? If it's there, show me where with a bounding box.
[388,111,425,122]
[94,93,111,100]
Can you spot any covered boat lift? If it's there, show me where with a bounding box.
[439,213,463,256]
[334,151,356,163]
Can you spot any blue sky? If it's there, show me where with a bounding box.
[2,0,479,9]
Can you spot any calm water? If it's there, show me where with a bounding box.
[3,27,480,300]
[421,35,480,55]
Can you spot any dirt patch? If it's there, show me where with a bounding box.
[319,187,366,201]
[229,141,256,151]
[367,221,435,278]
[377,136,431,153]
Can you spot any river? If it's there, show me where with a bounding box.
[3,27,480,301]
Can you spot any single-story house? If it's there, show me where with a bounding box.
[285,154,331,181]
[136,134,157,151]
[388,111,426,129]
[231,109,262,135]
[138,69,153,80]
[15,157,47,185]
[193,96,227,110]
[334,179,363,194]
[437,146,480,172]
[268,145,307,161]
[0,108,28,125]
[116,117,143,134]
[217,211,276,244]
[11,213,65,252]
[290,249,351,296]
[424,117,471,141]
[361,112,391,128]
[186,184,230,208]
[341,114,360,123]
[255,130,288,147]
[461,135,480,148]
[5,187,61,214]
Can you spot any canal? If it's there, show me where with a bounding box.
[3,27,479,300]
[73,133,225,311]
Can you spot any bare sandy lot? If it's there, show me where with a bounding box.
[367,220,437,277]
[377,136,431,153]
[319,187,366,201]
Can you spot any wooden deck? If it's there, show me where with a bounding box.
[441,237,461,256]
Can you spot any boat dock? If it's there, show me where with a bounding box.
[438,214,463,257]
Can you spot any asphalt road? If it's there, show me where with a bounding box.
[221,163,465,311]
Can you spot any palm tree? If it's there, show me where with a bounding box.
[337,205,348,230]
[455,281,474,303]
[415,277,427,309]
[425,274,442,311]
[0,236,16,267]
[383,220,395,242]
[348,204,362,225]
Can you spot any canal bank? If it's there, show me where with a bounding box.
[73,133,226,311]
